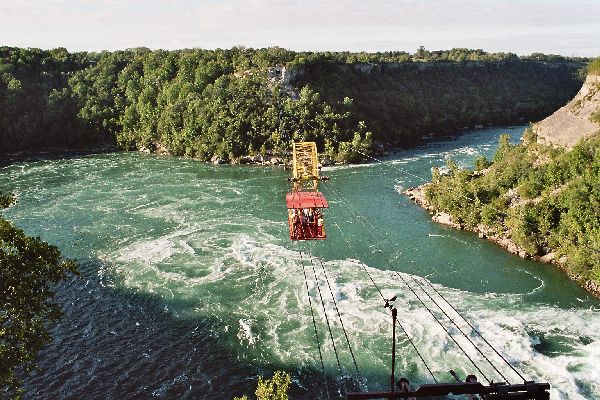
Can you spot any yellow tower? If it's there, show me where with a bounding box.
[291,142,320,192]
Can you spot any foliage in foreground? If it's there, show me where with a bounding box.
[425,130,600,284]
[0,193,78,398]
[234,370,291,400]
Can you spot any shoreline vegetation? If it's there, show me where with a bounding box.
[405,183,600,296]
[404,64,600,296]
[0,46,586,165]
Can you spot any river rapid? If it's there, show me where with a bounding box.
[2,126,599,399]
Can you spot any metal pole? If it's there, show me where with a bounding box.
[391,307,398,393]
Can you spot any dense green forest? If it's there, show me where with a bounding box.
[425,129,600,288]
[0,46,586,162]
[296,58,583,146]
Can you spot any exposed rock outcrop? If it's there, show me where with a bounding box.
[534,74,600,148]
[267,64,301,99]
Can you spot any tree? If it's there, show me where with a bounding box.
[493,134,512,163]
[1,193,78,398]
[474,155,490,171]
[588,56,600,76]
[233,371,291,400]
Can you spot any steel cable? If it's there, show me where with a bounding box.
[324,172,528,383]
[326,199,439,383]
[299,250,332,400]
[313,252,363,382]
[305,247,349,397]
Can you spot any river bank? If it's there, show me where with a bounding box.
[404,184,600,297]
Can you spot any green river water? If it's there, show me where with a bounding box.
[2,125,599,399]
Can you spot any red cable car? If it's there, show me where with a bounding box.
[286,191,329,240]
[286,142,329,240]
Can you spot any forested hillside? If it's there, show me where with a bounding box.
[424,129,599,291]
[0,46,586,162]
[421,60,600,292]
[297,57,583,145]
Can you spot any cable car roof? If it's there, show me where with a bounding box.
[286,191,329,209]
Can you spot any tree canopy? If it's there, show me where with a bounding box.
[0,46,586,163]
[0,192,78,398]
[425,130,600,286]
[588,57,600,76]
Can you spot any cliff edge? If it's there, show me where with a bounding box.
[534,73,600,148]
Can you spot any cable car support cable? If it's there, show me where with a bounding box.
[299,249,332,400]
[326,201,438,383]
[325,182,510,383]
[326,186,483,382]
[410,275,512,383]
[421,278,528,382]
[312,250,364,383]
[324,173,526,383]
[304,246,349,397]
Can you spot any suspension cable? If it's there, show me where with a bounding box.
[305,247,348,396]
[420,277,527,381]
[327,208,385,301]
[326,201,439,383]
[324,171,527,382]
[393,270,492,384]
[299,250,332,400]
[313,252,363,382]
[325,183,498,383]
[409,275,511,383]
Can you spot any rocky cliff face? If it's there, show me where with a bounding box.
[534,73,600,148]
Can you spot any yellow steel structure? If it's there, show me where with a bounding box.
[292,142,320,191]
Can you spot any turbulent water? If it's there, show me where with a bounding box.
[2,126,600,400]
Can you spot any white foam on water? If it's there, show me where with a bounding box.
[456,146,480,156]
[108,231,600,398]
[426,233,471,246]
[516,268,545,295]
[323,162,377,171]
[114,226,203,265]
[7,151,594,398]
[238,319,256,346]
[393,183,405,193]
[126,201,158,212]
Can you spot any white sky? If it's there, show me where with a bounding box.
[1,0,599,56]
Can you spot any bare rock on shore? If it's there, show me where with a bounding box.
[321,158,334,167]
[405,184,432,210]
[155,143,170,156]
[540,252,555,263]
[534,74,600,148]
[211,155,227,164]
[432,212,458,228]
